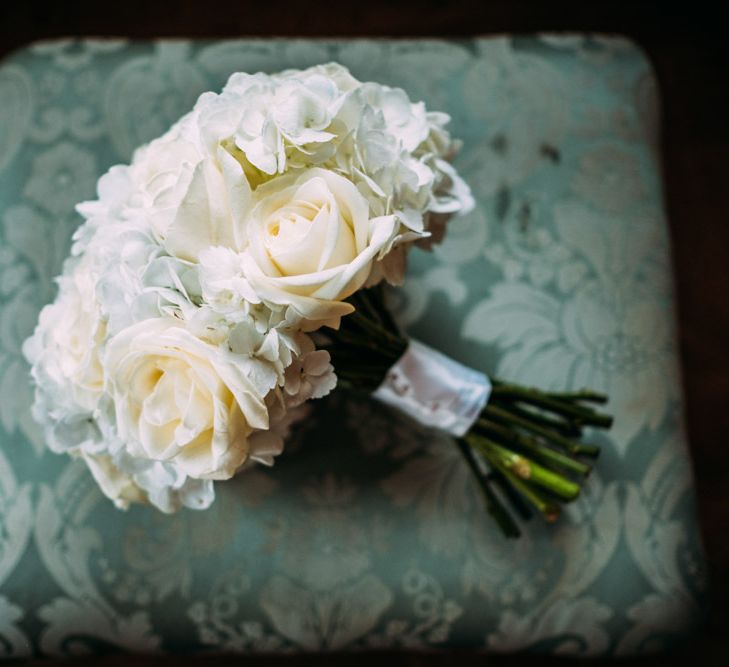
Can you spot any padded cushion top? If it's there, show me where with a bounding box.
[0,36,706,659]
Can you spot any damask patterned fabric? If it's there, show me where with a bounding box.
[0,37,706,659]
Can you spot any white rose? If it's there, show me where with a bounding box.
[91,113,253,266]
[153,142,252,264]
[242,168,397,328]
[103,318,273,480]
[131,132,199,214]
[76,118,205,239]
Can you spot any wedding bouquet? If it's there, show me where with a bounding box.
[24,63,611,536]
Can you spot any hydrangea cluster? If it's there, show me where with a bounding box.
[24,63,473,512]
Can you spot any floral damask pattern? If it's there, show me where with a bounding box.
[0,448,32,658]
[0,37,705,658]
[462,200,677,449]
[33,462,161,655]
[0,66,33,172]
[258,474,394,650]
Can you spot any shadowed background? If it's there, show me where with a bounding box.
[1,1,726,665]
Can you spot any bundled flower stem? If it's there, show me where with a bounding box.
[323,285,613,538]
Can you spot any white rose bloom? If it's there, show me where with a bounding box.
[159,147,251,262]
[75,117,204,252]
[103,318,274,480]
[80,115,250,268]
[242,167,397,328]
[132,136,202,240]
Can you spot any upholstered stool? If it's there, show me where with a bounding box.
[0,36,706,659]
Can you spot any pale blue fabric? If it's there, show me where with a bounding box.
[0,37,706,659]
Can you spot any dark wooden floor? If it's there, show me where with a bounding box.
[2,1,727,665]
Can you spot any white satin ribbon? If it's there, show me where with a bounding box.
[372,339,491,437]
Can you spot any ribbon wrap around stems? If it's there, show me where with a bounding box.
[372,339,492,437]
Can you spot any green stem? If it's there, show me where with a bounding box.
[360,285,401,335]
[536,389,608,405]
[470,436,561,522]
[350,289,384,326]
[322,286,613,535]
[488,398,581,436]
[484,404,601,457]
[328,328,390,355]
[348,310,406,355]
[468,434,580,501]
[487,467,533,520]
[475,418,591,476]
[490,382,612,428]
[456,440,520,538]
